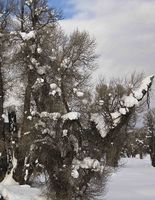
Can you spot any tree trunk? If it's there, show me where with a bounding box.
[0,61,4,140]
[20,0,25,32]
[150,134,155,167]
[14,70,36,183]
[151,153,155,167]
[0,57,6,181]
[21,70,36,136]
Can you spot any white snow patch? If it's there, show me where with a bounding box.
[62,129,68,137]
[0,184,45,200]
[40,112,61,120]
[82,99,88,105]
[119,108,127,115]
[51,90,56,96]
[2,155,18,185]
[24,169,29,181]
[50,83,57,90]
[99,100,104,106]
[91,113,107,138]
[73,88,78,93]
[31,58,38,65]
[76,91,84,98]
[27,116,32,120]
[122,95,139,108]
[4,96,22,109]
[102,156,155,200]
[19,31,35,41]
[133,76,154,100]
[37,47,42,54]
[37,67,46,75]
[111,112,122,127]
[71,169,79,179]
[62,112,81,121]
[108,76,154,127]
[49,84,61,96]
[71,157,104,179]
[32,78,44,90]
[24,132,30,135]
[2,114,8,123]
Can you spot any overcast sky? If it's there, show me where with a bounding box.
[49,0,155,101]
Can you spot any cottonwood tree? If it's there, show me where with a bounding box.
[91,74,146,166]
[33,75,154,200]
[16,72,154,199]
[7,0,60,182]
[8,0,96,185]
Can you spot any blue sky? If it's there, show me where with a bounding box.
[48,0,75,18]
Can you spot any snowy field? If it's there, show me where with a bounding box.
[103,156,155,200]
[1,156,155,200]
[0,184,45,200]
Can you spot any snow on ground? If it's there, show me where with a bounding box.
[102,156,155,200]
[1,156,155,200]
[0,183,45,200]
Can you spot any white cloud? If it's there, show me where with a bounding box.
[60,0,155,81]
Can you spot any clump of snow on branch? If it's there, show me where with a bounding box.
[62,112,81,121]
[122,95,139,108]
[71,157,104,179]
[73,88,84,98]
[37,47,42,54]
[27,116,32,121]
[76,91,84,98]
[111,112,121,127]
[50,83,57,90]
[122,75,154,109]
[25,0,33,6]
[50,83,61,96]
[99,99,104,106]
[31,58,38,65]
[133,75,154,100]
[40,112,61,120]
[32,78,44,90]
[62,129,68,137]
[60,58,70,68]
[91,76,154,133]
[90,113,107,138]
[119,107,129,115]
[111,75,154,127]
[19,31,36,41]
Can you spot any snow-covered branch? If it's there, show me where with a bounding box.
[91,76,154,138]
